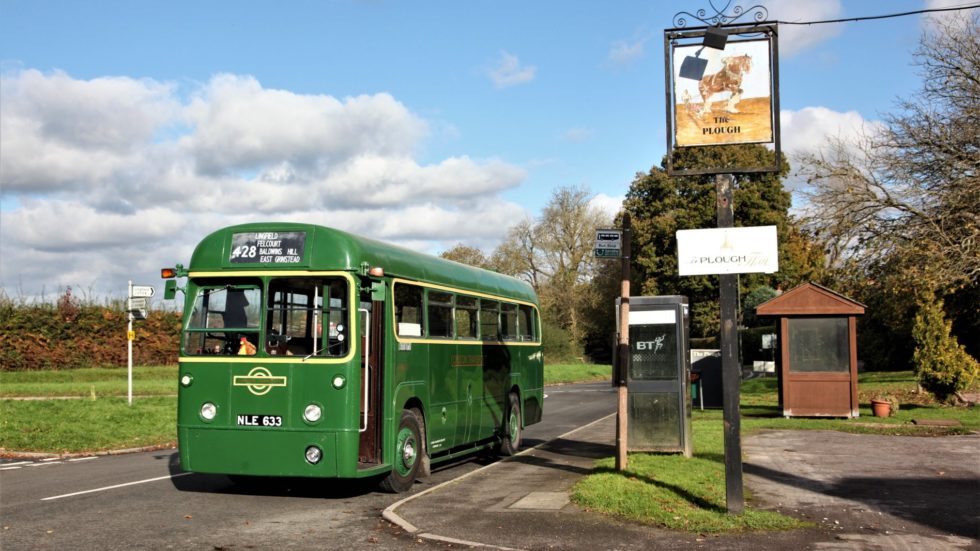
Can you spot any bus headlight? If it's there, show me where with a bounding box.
[332,375,346,389]
[303,404,322,423]
[180,374,193,387]
[201,402,217,421]
[305,445,323,464]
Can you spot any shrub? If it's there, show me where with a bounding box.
[542,318,582,363]
[912,291,980,403]
[0,289,180,371]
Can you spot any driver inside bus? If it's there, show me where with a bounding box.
[223,290,255,355]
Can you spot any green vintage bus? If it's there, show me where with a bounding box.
[162,223,543,492]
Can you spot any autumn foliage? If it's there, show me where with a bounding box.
[0,288,181,371]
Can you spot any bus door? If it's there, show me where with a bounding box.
[358,290,384,465]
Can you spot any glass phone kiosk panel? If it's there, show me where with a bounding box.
[618,296,692,457]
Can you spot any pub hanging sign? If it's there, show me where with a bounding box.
[672,39,773,147]
[663,14,781,176]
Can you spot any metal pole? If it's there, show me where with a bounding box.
[128,280,133,406]
[716,174,744,514]
[615,213,631,471]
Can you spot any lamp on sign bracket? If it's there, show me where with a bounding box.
[678,25,729,81]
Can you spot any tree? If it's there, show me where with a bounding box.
[912,290,979,403]
[798,14,979,291]
[624,144,825,338]
[491,186,611,355]
[797,14,979,374]
[440,243,492,269]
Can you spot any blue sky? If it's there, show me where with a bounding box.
[1,0,976,298]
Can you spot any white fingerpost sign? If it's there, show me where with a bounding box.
[676,226,778,276]
[131,285,155,298]
[126,282,154,405]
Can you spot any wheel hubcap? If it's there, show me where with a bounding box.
[395,427,417,476]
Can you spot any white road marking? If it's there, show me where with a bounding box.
[67,457,98,462]
[41,472,194,501]
[1,461,31,467]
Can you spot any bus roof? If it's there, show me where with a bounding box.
[189,222,538,304]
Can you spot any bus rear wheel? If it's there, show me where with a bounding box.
[381,408,424,493]
[498,392,522,456]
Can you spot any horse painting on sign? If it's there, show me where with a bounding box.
[672,39,773,147]
[698,54,752,116]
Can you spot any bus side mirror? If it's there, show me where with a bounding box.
[164,279,178,300]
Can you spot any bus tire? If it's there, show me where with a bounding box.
[499,392,522,456]
[380,408,424,493]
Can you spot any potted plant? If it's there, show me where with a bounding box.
[871,394,898,417]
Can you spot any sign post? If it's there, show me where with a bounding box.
[594,221,631,471]
[126,282,154,406]
[127,281,134,406]
[716,174,744,514]
[615,215,631,471]
[664,2,781,514]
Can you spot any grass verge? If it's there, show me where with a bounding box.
[0,366,178,397]
[544,363,611,385]
[0,396,176,453]
[572,370,979,533]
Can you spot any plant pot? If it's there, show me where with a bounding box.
[871,399,892,418]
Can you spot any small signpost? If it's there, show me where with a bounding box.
[594,221,632,472]
[594,229,623,258]
[127,281,153,406]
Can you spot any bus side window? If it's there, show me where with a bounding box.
[395,284,424,337]
[455,296,478,340]
[518,305,535,342]
[480,299,500,341]
[427,290,453,338]
[500,303,518,341]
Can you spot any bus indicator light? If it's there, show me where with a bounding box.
[201,402,217,421]
[304,404,322,423]
[305,446,323,464]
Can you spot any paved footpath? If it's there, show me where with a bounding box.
[386,416,980,550]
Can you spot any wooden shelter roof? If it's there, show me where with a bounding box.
[756,282,865,316]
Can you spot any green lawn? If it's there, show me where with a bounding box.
[0,366,178,398]
[0,397,176,453]
[571,369,979,533]
[544,363,611,385]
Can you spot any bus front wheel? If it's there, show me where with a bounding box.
[381,408,424,493]
[498,392,522,456]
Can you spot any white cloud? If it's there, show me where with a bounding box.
[182,74,428,175]
[607,38,646,67]
[779,106,884,197]
[0,69,178,192]
[487,51,536,89]
[923,0,979,27]
[589,193,624,219]
[0,69,531,297]
[779,106,875,157]
[758,0,844,57]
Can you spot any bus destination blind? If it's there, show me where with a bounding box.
[230,232,307,264]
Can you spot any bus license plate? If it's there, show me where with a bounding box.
[236,414,282,428]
